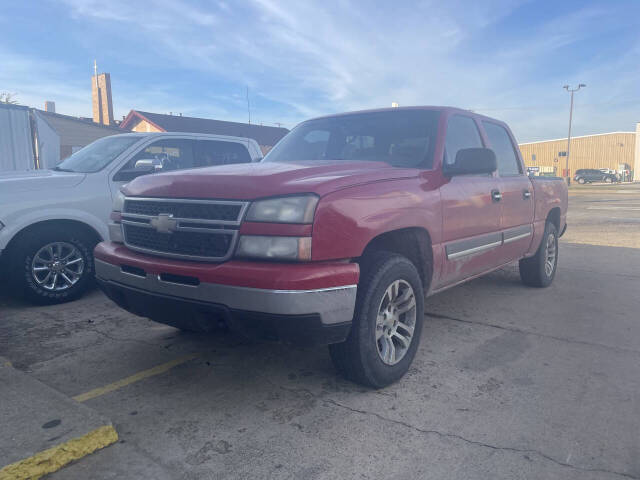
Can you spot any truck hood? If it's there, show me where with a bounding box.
[122,161,419,199]
[0,169,86,194]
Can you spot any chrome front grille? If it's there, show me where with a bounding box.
[124,199,243,222]
[121,197,248,262]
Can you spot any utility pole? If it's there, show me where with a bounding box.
[563,83,586,185]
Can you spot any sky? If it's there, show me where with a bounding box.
[1,0,638,142]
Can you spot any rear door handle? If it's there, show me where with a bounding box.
[491,190,502,202]
[523,190,531,200]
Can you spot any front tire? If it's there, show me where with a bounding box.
[9,227,95,304]
[605,177,613,183]
[577,178,586,184]
[329,252,424,388]
[519,222,558,288]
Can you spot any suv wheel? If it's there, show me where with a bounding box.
[329,251,424,388]
[519,222,558,288]
[9,227,96,304]
[577,177,586,184]
[605,177,613,183]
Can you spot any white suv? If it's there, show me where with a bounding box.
[0,132,262,304]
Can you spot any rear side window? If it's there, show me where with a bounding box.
[482,121,522,176]
[195,140,252,167]
[444,116,483,165]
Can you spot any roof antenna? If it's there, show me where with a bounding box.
[246,86,251,125]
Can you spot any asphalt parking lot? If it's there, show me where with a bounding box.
[1,183,639,479]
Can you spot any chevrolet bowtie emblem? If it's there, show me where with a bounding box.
[150,213,178,234]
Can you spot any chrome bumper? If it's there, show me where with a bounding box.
[95,259,357,325]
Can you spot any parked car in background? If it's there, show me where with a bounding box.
[0,132,262,304]
[94,106,568,387]
[574,168,619,184]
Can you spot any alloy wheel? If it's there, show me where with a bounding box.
[544,233,556,277]
[375,279,417,365]
[31,242,85,291]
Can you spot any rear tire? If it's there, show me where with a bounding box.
[329,251,424,388]
[519,222,558,288]
[8,227,96,304]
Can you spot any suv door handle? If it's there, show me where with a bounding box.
[491,190,502,202]
[523,190,531,200]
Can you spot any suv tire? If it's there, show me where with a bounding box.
[577,177,585,184]
[329,251,424,388]
[9,226,96,304]
[519,221,558,288]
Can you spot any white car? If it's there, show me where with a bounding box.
[0,132,263,304]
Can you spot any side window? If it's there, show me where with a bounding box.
[195,140,252,167]
[122,139,195,173]
[444,115,483,165]
[482,122,522,176]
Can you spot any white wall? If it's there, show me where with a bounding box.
[0,104,35,172]
[34,110,61,169]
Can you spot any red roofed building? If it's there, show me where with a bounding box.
[120,110,289,156]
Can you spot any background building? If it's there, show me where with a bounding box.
[519,125,639,180]
[92,71,114,126]
[120,110,289,155]
[33,108,122,167]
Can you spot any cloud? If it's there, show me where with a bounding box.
[5,0,639,139]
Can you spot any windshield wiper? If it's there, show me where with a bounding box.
[53,166,75,172]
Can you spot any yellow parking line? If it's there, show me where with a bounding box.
[72,354,198,403]
[0,425,118,480]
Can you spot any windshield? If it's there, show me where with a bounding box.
[55,136,141,173]
[265,110,441,168]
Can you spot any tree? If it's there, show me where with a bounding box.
[0,92,18,104]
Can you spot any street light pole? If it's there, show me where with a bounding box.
[563,83,586,185]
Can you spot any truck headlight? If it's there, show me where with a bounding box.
[236,236,311,261]
[112,190,126,212]
[246,195,318,224]
[109,191,126,243]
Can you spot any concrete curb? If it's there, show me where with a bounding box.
[0,426,118,480]
[0,358,118,480]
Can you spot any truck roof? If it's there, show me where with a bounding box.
[306,106,508,127]
[104,131,261,145]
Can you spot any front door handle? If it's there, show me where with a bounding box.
[523,190,531,200]
[491,190,502,202]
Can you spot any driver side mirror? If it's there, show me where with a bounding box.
[443,148,497,176]
[113,159,161,182]
[134,158,163,171]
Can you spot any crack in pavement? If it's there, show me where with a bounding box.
[324,397,639,479]
[275,384,637,479]
[425,312,640,356]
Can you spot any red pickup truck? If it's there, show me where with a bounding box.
[95,107,567,388]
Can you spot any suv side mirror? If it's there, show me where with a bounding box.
[134,158,163,170]
[113,163,157,182]
[444,148,497,176]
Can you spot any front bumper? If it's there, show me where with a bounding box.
[94,250,358,345]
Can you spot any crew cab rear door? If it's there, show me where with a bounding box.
[481,120,534,262]
[438,114,503,287]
